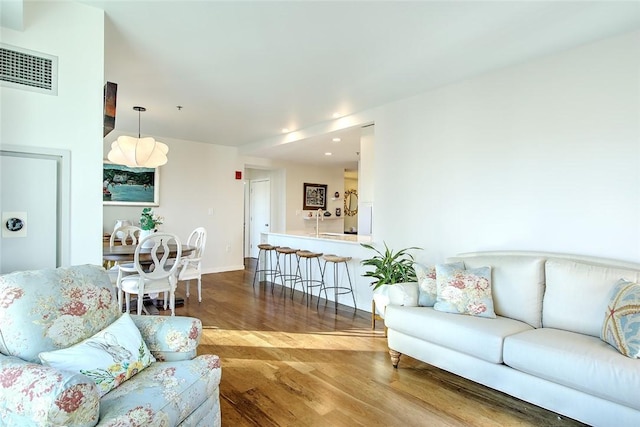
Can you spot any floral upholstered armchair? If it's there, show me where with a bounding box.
[0,265,221,426]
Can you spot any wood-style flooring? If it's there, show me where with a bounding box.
[172,258,586,427]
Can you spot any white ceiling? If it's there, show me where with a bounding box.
[81,1,639,168]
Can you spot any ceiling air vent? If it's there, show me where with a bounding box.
[0,44,58,95]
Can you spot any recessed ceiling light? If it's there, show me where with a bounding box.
[332,137,341,142]
[325,152,332,156]
[281,128,290,133]
[332,112,341,118]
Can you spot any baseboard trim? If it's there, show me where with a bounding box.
[202,265,245,275]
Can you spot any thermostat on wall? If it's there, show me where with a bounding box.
[2,212,27,238]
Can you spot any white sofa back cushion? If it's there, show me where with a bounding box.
[543,259,640,337]
[448,255,545,328]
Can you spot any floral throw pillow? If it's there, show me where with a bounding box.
[415,262,464,307]
[434,264,496,318]
[39,313,155,397]
[601,279,640,358]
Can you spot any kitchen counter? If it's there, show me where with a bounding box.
[262,232,375,312]
[267,231,372,244]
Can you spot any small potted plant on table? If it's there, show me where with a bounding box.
[139,207,163,247]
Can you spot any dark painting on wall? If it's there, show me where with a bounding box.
[103,81,117,137]
[303,183,327,210]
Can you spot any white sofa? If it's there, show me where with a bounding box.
[384,251,640,427]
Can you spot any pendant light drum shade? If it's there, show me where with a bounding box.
[107,106,169,168]
[108,136,168,167]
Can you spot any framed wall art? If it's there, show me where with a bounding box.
[103,161,159,206]
[303,183,327,210]
[103,81,117,137]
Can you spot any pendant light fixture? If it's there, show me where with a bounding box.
[107,106,169,168]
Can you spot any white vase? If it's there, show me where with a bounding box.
[139,229,155,248]
[113,219,132,239]
[372,282,419,318]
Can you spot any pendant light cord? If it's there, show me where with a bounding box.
[133,106,146,138]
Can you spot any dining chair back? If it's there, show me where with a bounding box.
[178,227,207,302]
[119,232,182,315]
[110,225,141,246]
[107,225,142,308]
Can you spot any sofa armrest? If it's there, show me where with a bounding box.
[130,315,201,362]
[0,354,100,427]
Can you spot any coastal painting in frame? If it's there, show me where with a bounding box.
[103,161,159,206]
[303,183,327,210]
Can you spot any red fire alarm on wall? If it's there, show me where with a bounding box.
[235,171,242,180]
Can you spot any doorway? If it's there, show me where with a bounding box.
[0,146,70,273]
[249,179,270,258]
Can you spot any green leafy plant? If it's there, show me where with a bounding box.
[140,207,163,231]
[360,242,421,290]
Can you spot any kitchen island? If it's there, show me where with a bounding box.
[263,232,375,312]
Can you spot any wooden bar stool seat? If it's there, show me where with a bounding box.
[319,254,357,314]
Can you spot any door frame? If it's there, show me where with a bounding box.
[0,145,70,267]
[248,178,270,258]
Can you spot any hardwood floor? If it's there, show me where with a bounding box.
[172,258,586,426]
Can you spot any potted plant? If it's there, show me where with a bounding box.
[360,242,421,316]
[139,208,164,247]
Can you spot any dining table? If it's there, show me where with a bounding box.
[102,243,195,264]
[103,242,195,314]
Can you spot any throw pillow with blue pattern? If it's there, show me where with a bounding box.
[601,279,640,358]
[415,262,464,307]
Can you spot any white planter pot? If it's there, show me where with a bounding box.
[139,229,155,248]
[372,282,419,318]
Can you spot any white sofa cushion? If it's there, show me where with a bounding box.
[384,305,532,364]
[543,259,640,337]
[503,328,640,411]
[448,255,545,327]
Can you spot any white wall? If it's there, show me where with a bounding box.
[243,161,347,239]
[374,30,640,263]
[245,30,640,265]
[358,125,375,205]
[283,164,345,234]
[0,1,104,265]
[104,136,246,273]
[7,4,637,271]
[104,145,343,270]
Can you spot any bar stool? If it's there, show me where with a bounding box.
[274,247,302,298]
[319,254,357,314]
[252,244,279,289]
[295,250,324,306]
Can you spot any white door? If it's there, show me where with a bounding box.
[0,152,59,273]
[249,179,270,258]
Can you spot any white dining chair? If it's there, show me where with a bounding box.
[177,227,207,302]
[107,225,141,307]
[119,233,182,316]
